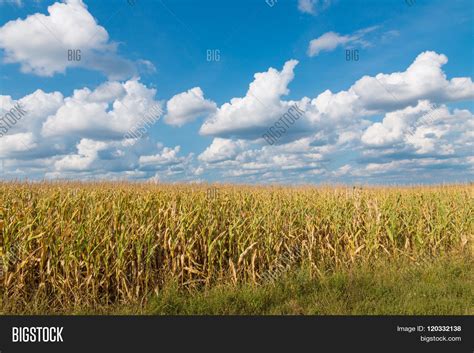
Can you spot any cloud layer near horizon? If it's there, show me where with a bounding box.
[1,50,473,183]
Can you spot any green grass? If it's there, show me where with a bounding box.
[56,254,472,315]
[144,255,473,315]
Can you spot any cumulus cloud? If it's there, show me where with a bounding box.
[350,51,474,110]
[200,52,473,145]
[194,51,473,183]
[198,138,248,163]
[362,101,473,155]
[0,78,185,180]
[41,79,163,139]
[55,138,107,171]
[1,48,472,183]
[0,0,137,79]
[1,90,64,158]
[200,60,302,139]
[0,132,36,156]
[164,87,217,127]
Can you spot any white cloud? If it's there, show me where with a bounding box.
[137,59,157,74]
[198,138,247,163]
[200,60,301,138]
[308,32,350,57]
[139,145,186,169]
[0,132,36,156]
[164,87,217,127]
[200,52,473,145]
[195,135,333,184]
[0,78,182,180]
[297,0,332,15]
[307,26,377,57]
[1,90,64,158]
[55,138,107,171]
[362,101,474,155]
[41,79,163,139]
[351,51,474,110]
[0,0,137,79]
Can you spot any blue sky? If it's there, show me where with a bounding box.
[0,0,473,183]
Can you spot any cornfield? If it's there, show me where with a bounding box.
[0,182,472,312]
